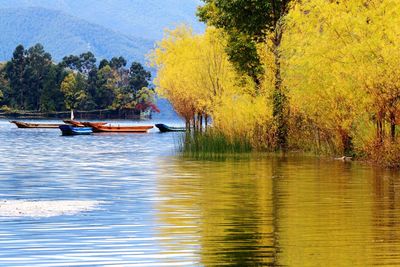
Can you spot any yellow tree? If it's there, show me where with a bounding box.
[150,26,245,131]
[150,26,200,128]
[282,0,400,154]
[150,26,275,147]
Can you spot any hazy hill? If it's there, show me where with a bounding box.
[0,7,154,62]
[0,0,204,40]
[0,1,203,118]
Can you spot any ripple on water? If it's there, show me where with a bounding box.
[1,120,400,266]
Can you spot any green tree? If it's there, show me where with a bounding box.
[0,63,10,107]
[40,64,66,111]
[5,44,54,110]
[79,52,96,75]
[129,62,151,92]
[5,44,26,108]
[198,0,292,150]
[24,43,53,110]
[95,65,117,109]
[61,52,96,75]
[85,67,99,109]
[99,59,109,70]
[109,56,127,70]
[60,72,88,110]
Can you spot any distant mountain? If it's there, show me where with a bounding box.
[0,7,154,62]
[0,0,204,40]
[0,1,204,119]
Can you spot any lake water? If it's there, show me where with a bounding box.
[1,119,400,266]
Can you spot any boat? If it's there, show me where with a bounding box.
[63,119,85,127]
[59,125,93,135]
[63,120,106,127]
[155,123,186,132]
[84,122,153,133]
[10,121,62,129]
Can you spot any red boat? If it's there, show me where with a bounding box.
[84,122,153,133]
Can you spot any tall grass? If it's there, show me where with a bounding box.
[178,130,253,159]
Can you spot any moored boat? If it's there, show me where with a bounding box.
[59,125,93,135]
[63,119,85,127]
[63,120,106,127]
[10,121,62,129]
[155,123,186,132]
[84,122,153,133]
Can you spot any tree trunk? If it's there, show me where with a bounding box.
[376,120,381,142]
[378,119,384,142]
[271,28,288,151]
[339,129,353,156]
[199,113,203,133]
[192,114,196,132]
[186,119,190,132]
[390,112,396,141]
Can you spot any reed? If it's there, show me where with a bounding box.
[178,130,253,158]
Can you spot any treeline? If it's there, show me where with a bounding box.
[151,0,400,166]
[0,43,158,113]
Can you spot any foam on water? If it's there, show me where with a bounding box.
[0,200,101,218]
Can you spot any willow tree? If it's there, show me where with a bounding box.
[150,26,243,131]
[282,0,400,154]
[198,0,292,150]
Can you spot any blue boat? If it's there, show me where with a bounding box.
[59,125,93,135]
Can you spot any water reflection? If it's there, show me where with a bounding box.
[156,156,400,266]
[156,157,276,266]
[371,169,400,266]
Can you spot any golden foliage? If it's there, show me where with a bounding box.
[150,25,273,147]
[282,0,400,154]
[151,1,400,157]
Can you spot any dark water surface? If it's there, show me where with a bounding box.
[1,119,400,266]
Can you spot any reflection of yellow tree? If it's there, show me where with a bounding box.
[155,155,400,266]
[276,159,399,267]
[155,157,277,266]
[370,169,400,266]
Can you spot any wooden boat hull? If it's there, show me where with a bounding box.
[59,125,93,135]
[85,122,153,133]
[10,121,62,128]
[63,120,85,127]
[155,123,186,132]
[64,120,106,127]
